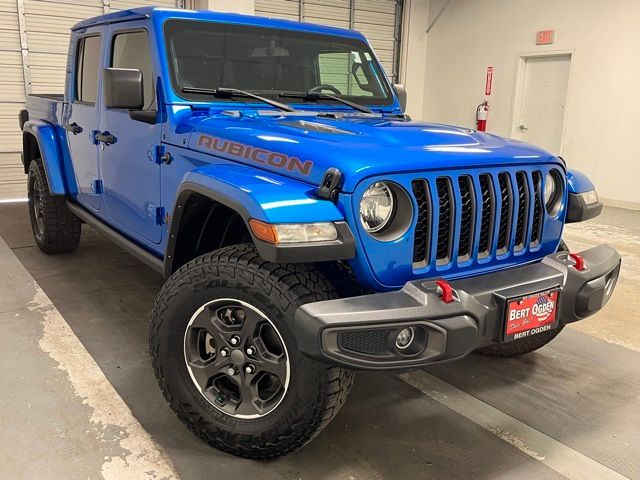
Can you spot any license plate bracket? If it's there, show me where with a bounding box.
[503,289,560,342]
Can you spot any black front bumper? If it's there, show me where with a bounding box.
[295,245,621,370]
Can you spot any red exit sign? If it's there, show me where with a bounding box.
[536,30,555,45]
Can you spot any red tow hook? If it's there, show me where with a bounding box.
[435,279,455,303]
[568,252,586,271]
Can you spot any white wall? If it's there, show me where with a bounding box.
[193,0,254,14]
[422,0,640,207]
[399,0,430,119]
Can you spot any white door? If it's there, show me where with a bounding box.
[513,54,571,154]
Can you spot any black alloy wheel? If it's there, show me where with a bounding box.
[184,298,290,419]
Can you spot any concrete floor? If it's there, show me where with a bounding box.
[0,202,639,480]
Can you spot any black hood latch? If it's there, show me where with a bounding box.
[317,167,343,203]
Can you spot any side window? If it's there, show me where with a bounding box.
[75,35,101,104]
[111,31,154,110]
[317,51,373,97]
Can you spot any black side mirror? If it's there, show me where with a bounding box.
[393,84,407,112]
[103,68,143,110]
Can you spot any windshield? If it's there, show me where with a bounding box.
[164,19,393,106]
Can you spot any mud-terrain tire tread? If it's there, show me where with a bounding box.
[150,244,354,459]
[28,159,81,254]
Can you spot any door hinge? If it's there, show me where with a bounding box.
[147,145,172,165]
[91,179,103,194]
[155,206,166,225]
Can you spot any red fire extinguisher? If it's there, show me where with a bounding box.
[476,101,489,132]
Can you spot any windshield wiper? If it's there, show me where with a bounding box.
[278,91,373,114]
[182,87,296,112]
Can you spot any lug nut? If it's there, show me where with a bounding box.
[245,364,255,374]
[230,335,241,346]
[220,348,229,357]
[246,346,255,356]
[227,367,237,376]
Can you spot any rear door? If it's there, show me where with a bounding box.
[98,24,162,244]
[66,30,103,210]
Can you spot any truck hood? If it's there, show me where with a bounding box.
[186,110,559,192]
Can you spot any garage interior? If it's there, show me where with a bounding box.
[0,0,639,479]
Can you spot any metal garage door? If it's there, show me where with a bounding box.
[0,0,27,199]
[254,0,403,83]
[0,0,183,200]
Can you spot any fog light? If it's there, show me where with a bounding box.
[395,327,415,349]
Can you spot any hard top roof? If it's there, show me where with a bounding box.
[71,6,366,41]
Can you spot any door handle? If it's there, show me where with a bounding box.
[518,124,528,132]
[65,122,83,134]
[95,131,116,146]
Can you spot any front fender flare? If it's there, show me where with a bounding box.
[566,169,595,194]
[164,164,355,278]
[566,169,602,223]
[22,120,68,195]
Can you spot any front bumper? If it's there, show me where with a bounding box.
[295,245,621,370]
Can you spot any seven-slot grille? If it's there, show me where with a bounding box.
[411,170,545,268]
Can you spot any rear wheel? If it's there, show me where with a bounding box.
[150,244,354,459]
[475,240,569,358]
[27,160,81,254]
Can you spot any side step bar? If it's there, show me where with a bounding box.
[66,201,164,275]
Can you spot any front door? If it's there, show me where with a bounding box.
[513,54,571,154]
[66,31,103,210]
[99,26,162,244]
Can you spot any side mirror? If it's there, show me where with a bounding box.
[103,68,143,110]
[393,84,407,112]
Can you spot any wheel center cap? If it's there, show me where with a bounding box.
[230,349,245,366]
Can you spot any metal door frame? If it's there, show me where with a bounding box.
[509,49,575,156]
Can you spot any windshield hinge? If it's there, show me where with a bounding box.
[317,167,343,203]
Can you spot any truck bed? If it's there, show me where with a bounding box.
[29,93,64,102]
[25,93,65,126]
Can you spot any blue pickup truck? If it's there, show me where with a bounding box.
[20,7,620,459]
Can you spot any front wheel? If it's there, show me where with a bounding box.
[150,244,354,459]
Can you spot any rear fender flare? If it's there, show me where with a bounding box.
[22,120,68,196]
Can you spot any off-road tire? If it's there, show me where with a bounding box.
[150,244,354,459]
[27,159,81,254]
[475,240,569,358]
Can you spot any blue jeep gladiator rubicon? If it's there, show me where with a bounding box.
[20,7,621,459]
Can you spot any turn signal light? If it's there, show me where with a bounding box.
[249,219,338,244]
[249,219,278,243]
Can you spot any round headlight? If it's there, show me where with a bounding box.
[360,182,394,233]
[544,170,564,216]
[544,172,557,205]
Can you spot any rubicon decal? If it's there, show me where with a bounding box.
[197,134,313,175]
[504,290,559,341]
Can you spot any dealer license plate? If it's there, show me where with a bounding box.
[503,289,560,342]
